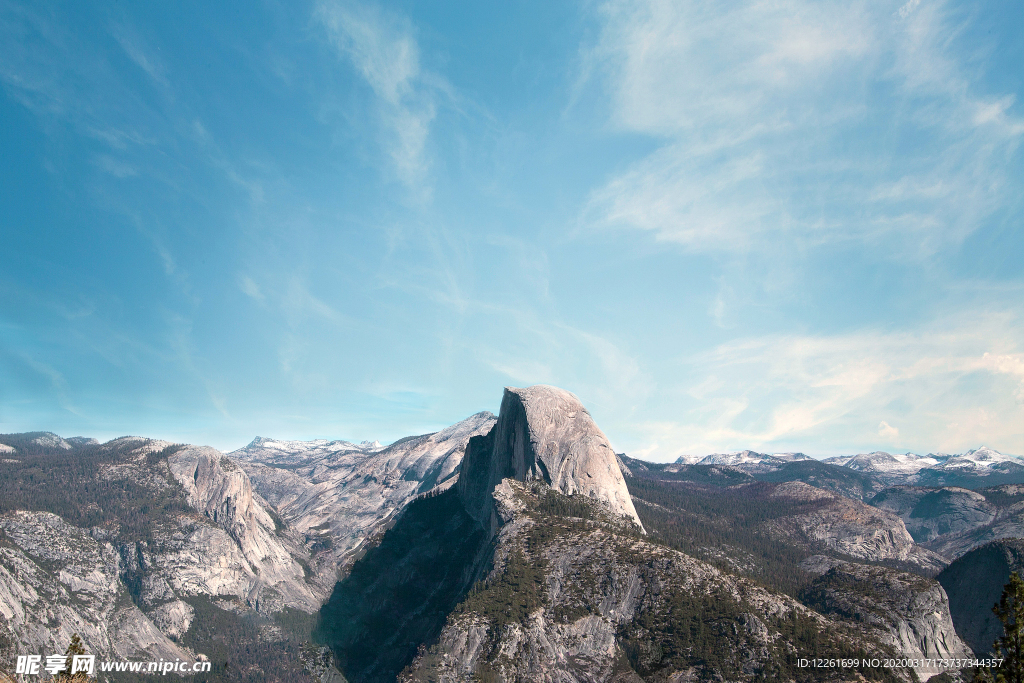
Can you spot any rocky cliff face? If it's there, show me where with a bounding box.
[165,445,319,611]
[398,481,910,683]
[458,386,642,532]
[871,487,996,545]
[0,436,320,679]
[766,482,947,574]
[230,411,496,589]
[937,538,1024,656]
[870,484,1024,560]
[317,386,945,683]
[0,510,191,664]
[800,556,972,680]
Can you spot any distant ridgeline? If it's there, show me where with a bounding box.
[312,387,982,683]
[0,433,318,683]
[2,412,1020,683]
[0,433,191,541]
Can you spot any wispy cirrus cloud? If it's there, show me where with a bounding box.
[316,0,440,194]
[583,0,1024,254]
[620,304,1024,459]
[110,21,170,90]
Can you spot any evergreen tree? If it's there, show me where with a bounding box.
[975,572,1024,683]
[56,634,91,682]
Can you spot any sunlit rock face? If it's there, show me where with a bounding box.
[801,556,973,680]
[399,480,919,683]
[167,446,319,611]
[0,510,191,664]
[229,411,497,588]
[458,385,643,532]
[767,481,947,575]
[0,436,324,670]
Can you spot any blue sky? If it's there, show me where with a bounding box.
[1,0,1022,459]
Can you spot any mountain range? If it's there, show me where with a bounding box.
[674,446,1024,482]
[1,389,1020,682]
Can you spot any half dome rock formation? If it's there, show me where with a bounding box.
[458,385,643,532]
[316,386,646,682]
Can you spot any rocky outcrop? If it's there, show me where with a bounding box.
[317,386,654,682]
[0,511,190,664]
[937,538,1024,656]
[767,481,947,574]
[0,435,323,675]
[458,386,643,531]
[231,411,496,588]
[167,446,318,611]
[148,600,195,640]
[871,486,997,545]
[800,556,973,680]
[865,485,1024,560]
[398,481,911,683]
[928,503,1024,559]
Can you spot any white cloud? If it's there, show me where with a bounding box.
[878,421,899,440]
[316,1,438,192]
[283,278,348,326]
[238,275,265,303]
[95,155,137,178]
[616,306,1024,459]
[111,23,169,89]
[584,0,1024,254]
[896,0,921,20]
[485,356,554,386]
[461,298,649,414]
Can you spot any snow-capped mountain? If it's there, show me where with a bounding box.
[698,450,771,466]
[822,451,940,475]
[928,446,1023,472]
[671,446,1024,486]
[823,446,1024,485]
[231,435,384,466]
[772,452,813,462]
[675,450,812,468]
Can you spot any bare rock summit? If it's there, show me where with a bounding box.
[459,385,643,531]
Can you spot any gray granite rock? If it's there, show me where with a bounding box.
[768,481,947,574]
[458,386,643,532]
[231,411,497,588]
[802,558,973,680]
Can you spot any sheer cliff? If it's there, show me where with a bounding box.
[799,557,972,680]
[230,412,496,590]
[0,437,320,681]
[937,538,1024,656]
[314,385,954,683]
[457,386,643,532]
